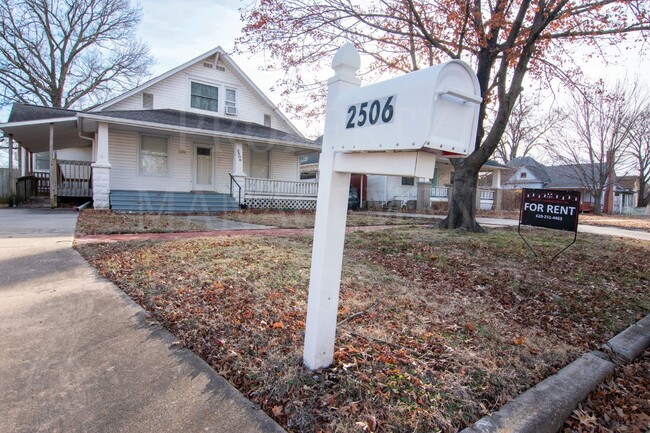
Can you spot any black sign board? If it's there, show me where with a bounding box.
[520,189,581,232]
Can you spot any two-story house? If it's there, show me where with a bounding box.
[1,47,321,212]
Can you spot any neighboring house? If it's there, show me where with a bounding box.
[1,47,320,212]
[300,152,508,210]
[503,157,637,213]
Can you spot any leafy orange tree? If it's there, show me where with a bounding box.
[238,0,649,231]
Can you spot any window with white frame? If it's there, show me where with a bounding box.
[140,135,168,175]
[401,177,415,186]
[142,92,154,109]
[250,149,270,179]
[225,88,237,115]
[190,81,219,112]
[34,152,50,171]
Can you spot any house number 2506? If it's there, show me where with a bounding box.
[346,95,395,129]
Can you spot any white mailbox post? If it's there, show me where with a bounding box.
[303,43,481,370]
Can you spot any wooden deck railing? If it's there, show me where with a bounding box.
[57,160,92,197]
[33,172,50,195]
[245,177,318,197]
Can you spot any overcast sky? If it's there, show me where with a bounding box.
[2,0,648,138]
[137,0,649,138]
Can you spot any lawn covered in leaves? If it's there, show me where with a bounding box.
[561,351,649,433]
[75,210,209,235]
[76,227,649,432]
[219,209,432,229]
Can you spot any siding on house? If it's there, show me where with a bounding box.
[270,148,300,181]
[108,129,302,194]
[104,60,295,135]
[365,175,417,204]
[109,130,192,193]
[57,147,92,162]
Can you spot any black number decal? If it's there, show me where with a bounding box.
[346,96,395,129]
[357,102,368,126]
[369,100,380,125]
[346,105,356,129]
[381,96,394,123]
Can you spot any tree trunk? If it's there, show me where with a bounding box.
[638,176,649,208]
[438,162,485,232]
[593,192,603,215]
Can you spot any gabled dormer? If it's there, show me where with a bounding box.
[90,47,302,137]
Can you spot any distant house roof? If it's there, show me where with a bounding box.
[544,164,597,189]
[506,156,551,184]
[616,176,639,191]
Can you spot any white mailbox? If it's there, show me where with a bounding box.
[324,59,481,156]
[303,44,483,371]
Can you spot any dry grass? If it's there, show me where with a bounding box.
[219,210,431,229]
[76,210,209,236]
[76,226,649,432]
[75,210,430,236]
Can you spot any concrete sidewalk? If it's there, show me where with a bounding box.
[0,208,284,433]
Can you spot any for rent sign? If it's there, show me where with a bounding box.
[520,189,581,232]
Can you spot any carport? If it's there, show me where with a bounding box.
[1,105,93,206]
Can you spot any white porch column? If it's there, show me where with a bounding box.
[18,145,24,176]
[91,122,111,209]
[417,178,432,210]
[8,135,16,199]
[492,169,502,211]
[48,125,58,208]
[231,141,246,204]
[303,44,359,370]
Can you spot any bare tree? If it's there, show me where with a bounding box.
[625,105,650,207]
[0,0,153,109]
[237,0,650,231]
[549,82,640,214]
[495,94,560,163]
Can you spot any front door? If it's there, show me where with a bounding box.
[194,144,214,190]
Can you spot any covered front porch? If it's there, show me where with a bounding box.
[1,104,321,211]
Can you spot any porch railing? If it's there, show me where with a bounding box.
[34,172,50,195]
[430,186,448,198]
[57,160,92,197]
[478,188,494,200]
[229,174,242,206]
[245,177,318,197]
[429,186,495,201]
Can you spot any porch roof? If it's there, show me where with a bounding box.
[1,103,320,154]
[1,104,89,152]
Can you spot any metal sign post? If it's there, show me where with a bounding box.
[303,43,481,370]
[518,188,581,261]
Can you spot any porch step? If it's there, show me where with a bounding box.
[109,190,239,213]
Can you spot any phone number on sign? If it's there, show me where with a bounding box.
[535,214,564,221]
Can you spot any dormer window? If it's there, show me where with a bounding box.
[190,81,219,112]
[520,172,527,179]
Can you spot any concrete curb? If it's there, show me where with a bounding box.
[460,314,650,433]
[602,314,650,362]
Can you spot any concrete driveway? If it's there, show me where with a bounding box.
[0,208,283,433]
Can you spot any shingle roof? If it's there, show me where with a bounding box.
[8,103,78,122]
[90,109,315,146]
[506,156,551,184]
[3,104,316,148]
